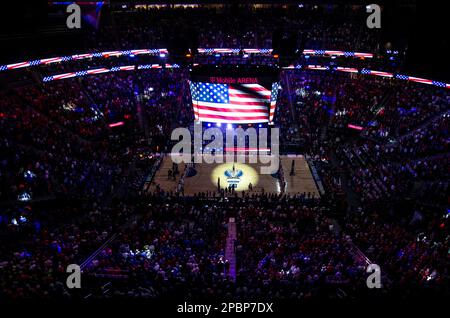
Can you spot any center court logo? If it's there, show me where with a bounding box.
[170,124,279,174]
[224,163,244,187]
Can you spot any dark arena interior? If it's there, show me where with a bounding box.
[0,0,448,313]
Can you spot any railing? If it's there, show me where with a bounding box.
[345,238,393,288]
[345,240,372,266]
[80,233,119,271]
[305,155,326,197]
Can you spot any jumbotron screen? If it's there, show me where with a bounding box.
[189,66,280,124]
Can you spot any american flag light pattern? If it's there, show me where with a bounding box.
[190,82,279,123]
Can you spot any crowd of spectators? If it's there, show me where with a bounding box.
[235,196,368,299]
[0,4,448,300]
[2,63,448,299]
[88,6,382,53]
[343,206,448,296]
[335,111,448,205]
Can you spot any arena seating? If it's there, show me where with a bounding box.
[0,3,448,302]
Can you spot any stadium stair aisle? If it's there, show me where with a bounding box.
[225,217,237,281]
[329,152,361,210]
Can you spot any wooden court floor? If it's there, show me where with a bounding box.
[149,154,319,196]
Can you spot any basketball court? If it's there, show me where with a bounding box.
[149,154,319,196]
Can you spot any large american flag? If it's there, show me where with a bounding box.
[190,82,279,123]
